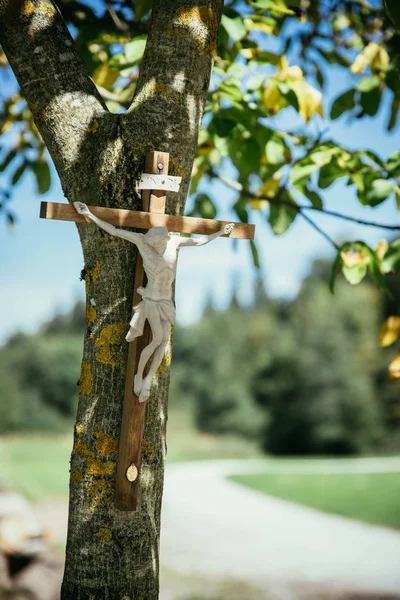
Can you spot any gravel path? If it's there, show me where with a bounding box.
[160,459,400,596]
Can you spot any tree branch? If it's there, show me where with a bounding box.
[216,173,400,232]
[0,0,108,178]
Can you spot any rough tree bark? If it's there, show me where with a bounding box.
[0,0,223,597]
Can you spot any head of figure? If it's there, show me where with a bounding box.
[144,226,169,253]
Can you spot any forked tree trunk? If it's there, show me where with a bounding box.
[0,1,223,596]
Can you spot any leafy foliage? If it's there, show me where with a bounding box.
[0,0,399,244]
[0,303,85,433]
[169,263,400,455]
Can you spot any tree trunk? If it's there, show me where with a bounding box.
[0,0,223,597]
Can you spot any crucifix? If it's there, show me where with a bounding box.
[40,151,255,511]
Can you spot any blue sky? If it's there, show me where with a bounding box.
[1,58,400,344]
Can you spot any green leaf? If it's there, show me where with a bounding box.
[382,239,400,273]
[268,193,297,234]
[330,89,356,120]
[124,36,147,63]
[277,83,299,111]
[386,151,400,176]
[356,75,380,93]
[213,117,236,137]
[221,13,247,42]
[358,178,394,207]
[233,198,249,223]
[318,161,346,189]
[192,193,217,219]
[342,263,368,285]
[11,161,27,186]
[315,63,325,89]
[388,98,400,132]
[290,162,319,186]
[265,135,284,164]
[360,87,381,117]
[384,0,400,30]
[386,69,400,95]
[302,187,323,209]
[7,212,16,229]
[246,75,265,91]
[32,161,51,195]
[250,240,260,269]
[134,0,152,21]
[0,149,17,173]
[344,241,387,289]
[218,82,244,104]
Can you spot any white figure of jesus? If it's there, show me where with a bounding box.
[73,202,234,403]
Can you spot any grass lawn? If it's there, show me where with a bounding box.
[229,471,400,530]
[0,408,260,501]
[0,434,72,500]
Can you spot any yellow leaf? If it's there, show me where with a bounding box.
[92,63,119,89]
[350,42,380,74]
[340,249,370,268]
[371,47,390,73]
[263,83,281,113]
[244,17,276,34]
[250,199,269,210]
[279,56,289,70]
[375,240,389,261]
[380,316,400,347]
[388,353,400,381]
[296,85,324,123]
[274,56,303,82]
[240,48,258,60]
[258,174,281,198]
[0,118,14,134]
[396,187,400,210]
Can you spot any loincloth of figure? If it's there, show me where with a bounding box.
[129,287,175,336]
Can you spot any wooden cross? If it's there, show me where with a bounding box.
[40,151,255,511]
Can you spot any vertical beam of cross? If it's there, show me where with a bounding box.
[114,151,169,511]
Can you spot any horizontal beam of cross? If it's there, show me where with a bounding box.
[40,202,255,240]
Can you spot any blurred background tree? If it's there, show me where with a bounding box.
[4,265,399,456]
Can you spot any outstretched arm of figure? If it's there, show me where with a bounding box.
[73,202,144,247]
[177,223,234,247]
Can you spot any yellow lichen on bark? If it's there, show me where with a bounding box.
[169,157,185,178]
[154,82,180,104]
[86,304,97,325]
[87,459,116,477]
[155,326,173,374]
[74,441,95,461]
[87,120,100,134]
[21,1,56,17]
[36,110,47,123]
[95,527,112,543]
[79,361,93,396]
[170,6,218,56]
[85,260,101,294]
[70,469,83,486]
[21,1,35,16]
[95,431,119,456]
[75,423,84,436]
[95,324,127,371]
[142,439,155,462]
[87,479,114,512]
